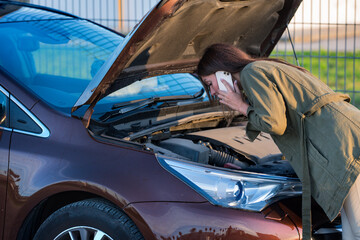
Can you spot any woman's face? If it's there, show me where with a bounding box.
[201,74,219,96]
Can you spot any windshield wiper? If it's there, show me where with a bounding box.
[99,88,205,121]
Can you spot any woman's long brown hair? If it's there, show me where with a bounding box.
[197,43,306,126]
[197,43,306,77]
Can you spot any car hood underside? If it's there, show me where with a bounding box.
[73,0,302,113]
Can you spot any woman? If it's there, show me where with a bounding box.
[197,43,360,240]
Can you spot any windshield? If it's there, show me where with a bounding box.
[86,73,206,121]
[0,18,123,112]
[0,14,207,118]
[104,74,204,102]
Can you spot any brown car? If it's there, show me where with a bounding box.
[0,0,342,239]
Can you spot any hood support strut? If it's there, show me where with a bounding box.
[80,93,101,128]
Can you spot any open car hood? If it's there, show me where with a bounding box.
[72,0,301,113]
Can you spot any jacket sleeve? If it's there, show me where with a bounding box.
[240,66,287,141]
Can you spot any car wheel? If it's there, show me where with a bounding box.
[33,198,144,240]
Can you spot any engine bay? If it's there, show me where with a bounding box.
[91,107,297,178]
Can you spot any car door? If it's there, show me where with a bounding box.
[0,86,11,238]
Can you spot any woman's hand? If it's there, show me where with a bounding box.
[217,80,249,116]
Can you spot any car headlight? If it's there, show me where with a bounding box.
[157,155,301,211]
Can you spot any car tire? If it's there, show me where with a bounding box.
[33,198,144,240]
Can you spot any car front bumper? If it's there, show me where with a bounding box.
[124,201,301,240]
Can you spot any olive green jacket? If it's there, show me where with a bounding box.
[240,61,360,237]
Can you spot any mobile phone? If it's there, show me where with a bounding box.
[215,71,233,92]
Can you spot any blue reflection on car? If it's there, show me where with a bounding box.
[0,7,205,116]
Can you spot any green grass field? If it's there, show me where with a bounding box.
[271,50,360,107]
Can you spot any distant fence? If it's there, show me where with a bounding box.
[29,0,360,106]
[273,0,360,106]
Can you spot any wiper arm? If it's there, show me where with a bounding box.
[116,97,158,114]
[99,88,204,121]
[112,88,204,110]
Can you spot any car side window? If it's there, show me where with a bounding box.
[9,99,42,134]
[0,90,9,128]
